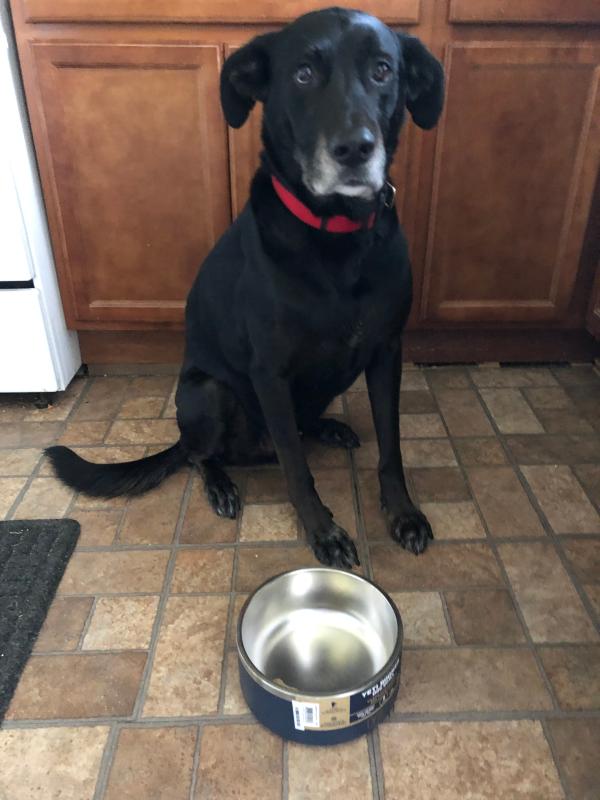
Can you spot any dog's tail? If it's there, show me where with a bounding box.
[45,442,187,498]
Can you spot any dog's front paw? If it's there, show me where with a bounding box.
[309,523,360,569]
[390,507,433,555]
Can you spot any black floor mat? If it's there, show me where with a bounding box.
[0,519,80,722]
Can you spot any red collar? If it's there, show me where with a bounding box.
[271,175,376,233]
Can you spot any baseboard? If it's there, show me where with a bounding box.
[79,327,598,368]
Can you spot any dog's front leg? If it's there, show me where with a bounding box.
[365,340,433,555]
[251,368,359,568]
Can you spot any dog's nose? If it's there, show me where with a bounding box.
[331,128,375,167]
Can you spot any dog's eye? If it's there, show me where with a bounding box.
[294,64,313,85]
[372,61,392,84]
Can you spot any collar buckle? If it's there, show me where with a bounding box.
[382,180,396,209]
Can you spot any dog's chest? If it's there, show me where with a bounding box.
[289,240,409,374]
[347,319,365,349]
[312,294,386,364]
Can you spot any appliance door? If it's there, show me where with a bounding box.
[0,144,33,282]
[0,289,61,392]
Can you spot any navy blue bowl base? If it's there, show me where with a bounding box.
[239,656,401,745]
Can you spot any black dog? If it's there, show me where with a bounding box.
[47,7,444,569]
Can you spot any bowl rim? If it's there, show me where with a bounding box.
[236,566,403,701]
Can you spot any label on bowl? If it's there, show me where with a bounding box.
[292,697,351,731]
[289,657,401,731]
[292,701,319,730]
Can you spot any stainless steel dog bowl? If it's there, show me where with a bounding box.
[237,568,402,744]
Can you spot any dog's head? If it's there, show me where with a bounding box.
[221,7,444,201]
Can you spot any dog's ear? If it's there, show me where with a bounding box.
[220,33,277,128]
[398,34,444,130]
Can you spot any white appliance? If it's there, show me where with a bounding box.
[0,2,80,393]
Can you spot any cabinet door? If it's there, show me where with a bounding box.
[30,42,230,327]
[421,43,600,323]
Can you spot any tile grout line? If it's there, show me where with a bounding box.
[100,371,178,442]
[438,590,458,646]
[346,373,428,794]
[570,463,600,515]
[522,370,597,441]
[53,531,577,553]
[2,715,258,730]
[29,647,152,657]
[367,729,384,800]
[539,717,574,800]
[56,590,234,599]
[469,532,563,712]
[344,390,373,581]
[345,383,388,800]
[67,375,96,418]
[4,447,60,520]
[161,380,179,421]
[552,534,600,637]
[52,578,581,599]
[59,373,95,430]
[111,444,149,547]
[188,724,203,800]
[158,376,178,419]
[3,377,95,519]
[62,487,81,522]
[76,596,98,651]
[111,499,132,548]
[459,369,567,712]
[5,707,600,732]
[29,640,598,658]
[386,708,600,724]
[130,468,196,721]
[55,536,381,553]
[433,371,574,714]
[470,369,600,636]
[512,379,556,436]
[348,532,549,547]
[102,376,134,442]
[216,473,245,716]
[421,369,485,652]
[281,740,289,800]
[92,723,119,800]
[351,370,420,790]
[349,448,373,580]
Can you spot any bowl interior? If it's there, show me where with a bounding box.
[240,569,399,694]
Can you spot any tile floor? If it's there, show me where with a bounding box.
[0,363,599,799]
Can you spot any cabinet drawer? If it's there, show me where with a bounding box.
[20,0,421,24]
[449,0,600,25]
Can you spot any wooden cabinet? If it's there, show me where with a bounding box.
[28,40,229,327]
[8,0,600,361]
[421,41,600,324]
[19,0,421,24]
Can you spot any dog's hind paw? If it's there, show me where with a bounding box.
[310,418,360,450]
[203,465,240,519]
